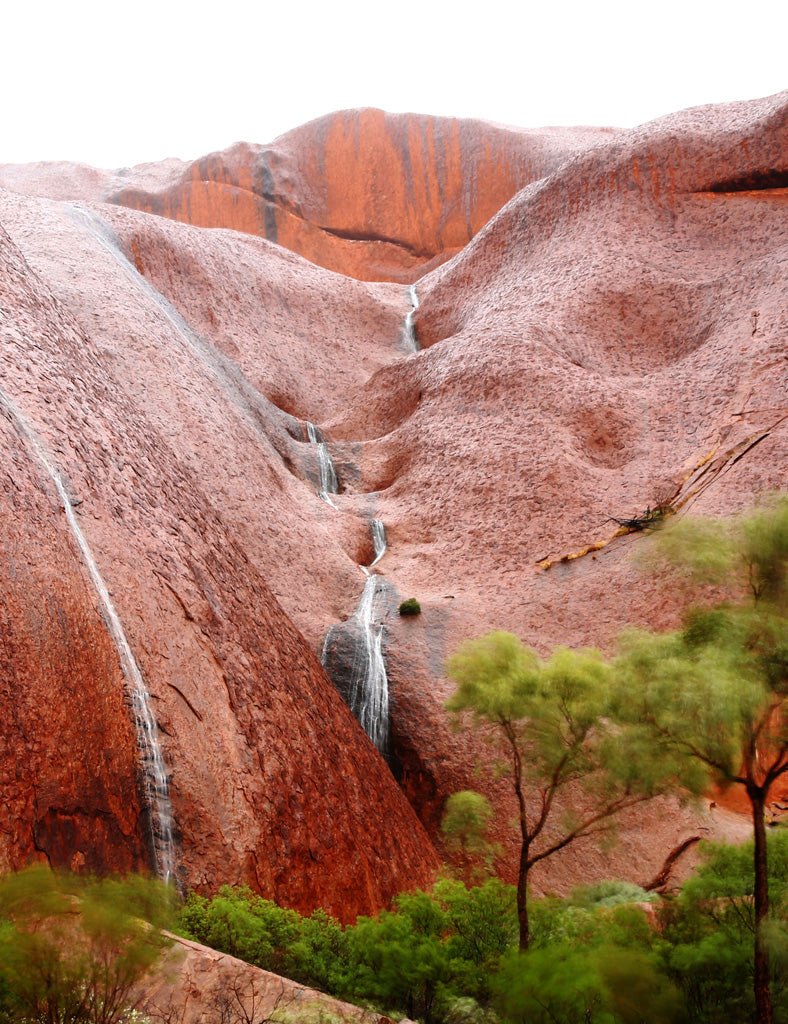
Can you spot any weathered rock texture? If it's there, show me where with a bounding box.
[138,934,394,1024]
[0,110,613,282]
[0,92,785,906]
[0,214,438,917]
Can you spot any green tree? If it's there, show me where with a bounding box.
[0,866,174,1024]
[493,943,683,1024]
[344,889,452,1022]
[613,497,787,1024]
[434,877,517,1002]
[445,634,680,951]
[441,792,498,885]
[660,833,788,1023]
[179,886,300,977]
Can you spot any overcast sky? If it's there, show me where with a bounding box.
[3,0,786,168]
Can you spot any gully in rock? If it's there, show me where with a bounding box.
[318,512,392,756]
[402,284,420,353]
[305,421,339,507]
[313,283,420,755]
[0,388,177,885]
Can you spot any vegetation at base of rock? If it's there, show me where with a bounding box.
[0,843,783,1023]
[0,867,175,1024]
[444,632,685,951]
[399,598,422,616]
[440,792,499,885]
[175,836,787,1023]
[612,495,787,1023]
[444,497,786,1023]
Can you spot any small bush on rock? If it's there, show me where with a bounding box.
[399,598,421,616]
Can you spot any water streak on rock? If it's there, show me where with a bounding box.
[346,572,389,753]
[306,421,339,507]
[402,284,420,352]
[370,518,387,567]
[0,387,176,884]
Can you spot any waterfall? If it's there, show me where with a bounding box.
[370,518,387,567]
[306,421,339,507]
[0,389,176,884]
[402,284,420,353]
[320,516,391,754]
[345,572,389,753]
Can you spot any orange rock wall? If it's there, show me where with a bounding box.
[108,111,613,281]
[0,215,438,917]
[0,232,148,875]
[0,93,785,906]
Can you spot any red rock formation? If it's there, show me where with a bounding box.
[0,92,785,907]
[322,91,788,886]
[0,111,613,282]
[0,407,148,877]
[139,934,395,1024]
[0,217,438,917]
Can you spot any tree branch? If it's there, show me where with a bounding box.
[527,792,654,869]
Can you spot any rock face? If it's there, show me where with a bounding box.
[0,212,438,917]
[0,110,614,282]
[138,934,393,1024]
[0,92,785,907]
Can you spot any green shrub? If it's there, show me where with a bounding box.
[0,867,174,1024]
[399,598,421,616]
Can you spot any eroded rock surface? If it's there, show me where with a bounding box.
[0,111,613,282]
[138,934,394,1024]
[0,216,437,917]
[0,92,785,905]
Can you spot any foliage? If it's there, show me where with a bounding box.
[344,889,452,1022]
[177,879,517,1023]
[171,855,788,1023]
[570,880,658,909]
[441,792,498,884]
[0,867,174,1024]
[179,887,300,977]
[178,887,348,991]
[494,944,683,1024]
[399,598,422,616]
[445,632,680,948]
[659,832,788,1024]
[614,496,788,1023]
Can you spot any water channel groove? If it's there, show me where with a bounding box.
[0,387,176,883]
[310,284,420,754]
[402,284,420,352]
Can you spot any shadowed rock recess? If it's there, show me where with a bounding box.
[0,94,785,910]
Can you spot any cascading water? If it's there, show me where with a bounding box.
[345,571,390,753]
[0,388,176,884]
[316,288,421,755]
[306,421,339,507]
[402,283,420,353]
[370,518,387,567]
[320,516,391,754]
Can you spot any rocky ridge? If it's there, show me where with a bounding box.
[0,94,785,907]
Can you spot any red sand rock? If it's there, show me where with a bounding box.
[0,111,613,282]
[324,91,788,885]
[0,219,437,916]
[139,934,395,1023]
[0,92,785,904]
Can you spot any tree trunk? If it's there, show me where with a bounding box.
[750,787,773,1024]
[517,843,530,951]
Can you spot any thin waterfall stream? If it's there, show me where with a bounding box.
[0,388,176,884]
[322,517,390,754]
[311,284,420,755]
[306,421,339,507]
[402,284,420,352]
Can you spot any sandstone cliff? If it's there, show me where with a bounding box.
[0,94,785,905]
[0,110,614,282]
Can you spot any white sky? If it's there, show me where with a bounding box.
[3,0,786,168]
